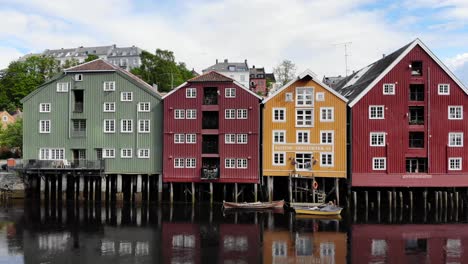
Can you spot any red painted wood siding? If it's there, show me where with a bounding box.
[218,224,261,263]
[163,81,260,183]
[351,45,468,187]
[162,223,200,264]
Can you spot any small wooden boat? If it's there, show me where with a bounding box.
[223,200,285,210]
[292,203,342,216]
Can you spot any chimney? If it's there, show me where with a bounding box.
[216,59,218,64]
[245,59,247,64]
[152,83,159,92]
[382,54,386,58]
[224,59,228,63]
[253,65,255,69]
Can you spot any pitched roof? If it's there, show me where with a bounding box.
[202,60,249,72]
[64,59,116,72]
[188,71,234,82]
[334,38,468,107]
[262,69,348,104]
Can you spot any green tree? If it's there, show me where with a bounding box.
[85,54,99,62]
[0,119,23,154]
[62,58,80,69]
[131,49,193,92]
[274,59,296,85]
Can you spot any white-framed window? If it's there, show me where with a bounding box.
[383,83,395,95]
[285,92,293,102]
[138,119,150,133]
[296,109,314,127]
[186,158,196,168]
[438,84,450,95]
[138,102,150,112]
[225,134,236,144]
[273,152,286,166]
[272,241,287,257]
[186,88,196,98]
[370,132,386,146]
[74,74,83,81]
[316,92,325,101]
[39,148,65,160]
[174,158,184,168]
[121,148,133,158]
[273,130,286,143]
[39,103,51,113]
[225,158,236,168]
[103,148,115,158]
[295,153,312,171]
[296,130,310,144]
[56,82,69,92]
[174,134,185,143]
[237,109,248,119]
[103,102,115,112]
[371,240,387,257]
[449,157,462,171]
[186,134,196,144]
[448,106,463,120]
[369,105,384,119]
[121,92,133,101]
[138,149,150,158]
[39,120,50,133]
[175,109,185,119]
[225,109,236,119]
[237,159,248,169]
[449,132,463,147]
[226,88,236,98]
[103,119,115,133]
[120,119,133,133]
[237,134,247,144]
[273,108,286,122]
[372,157,386,170]
[320,131,334,145]
[103,81,115,91]
[186,109,196,119]
[320,107,334,122]
[296,87,314,106]
[320,153,333,167]
[2,116,6,121]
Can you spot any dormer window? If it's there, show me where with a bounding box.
[228,65,236,71]
[411,61,423,76]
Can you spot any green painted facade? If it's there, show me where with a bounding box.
[22,70,163,174]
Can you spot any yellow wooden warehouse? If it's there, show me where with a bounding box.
[262,70,348,204]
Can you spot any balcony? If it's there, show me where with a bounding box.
[406,158,427,173]
[18,159,105,171]
[203,87,218,105]
[409,106,424,125]
[201,157,219,180]
[202,135,218,154]
[410,61,423,76]
[202,111,219,130]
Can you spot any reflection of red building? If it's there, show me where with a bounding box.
[353,224,468,263]
[219,224,261,263]
[162,223,200,264]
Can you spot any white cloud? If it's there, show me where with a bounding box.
[0,47,23,69]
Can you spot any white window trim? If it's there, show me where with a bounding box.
[39,120,51,134]
[186,134,196,144]
[237,109,248,119]
[174,158,185,168]
[39,103,51,113]
[120,119,133,133]
[138,102,151,112]
[320,152,334,167]
[295,87,314,107]
[295,109,314,127]
[120,148,133,158]
[186,88,196,98]
[186,109,197,119]
[296,130,310,144]
[316,92,325,101]
[103,148,116,159]
[273,130,286,144]
[56,82,69,92]
[372,157,387,170]
[295,153,313,171]
[272,108,286,122]
[185,158,196,168]
[225,109,236,119]
[75,74,83,81]
[320,107,334,122]
[138,119,150,133]
[174,134,185,144]
[449,132,464,147]
[237,134,248,144]
[137,149,150,159]
[225,158,236,169]
[383,83,395,95]
[225,88,236,98]
[103,119,115,133]
[237,159,248,169]
[225,134,236,144]
[273,152,286,166]
[120,92,133,101]
[448,106,463,120]
[438,83,450,95]
[174,109,185,119]
[369,105,385,120]
[370,132,386,147]
[103,102,115,112]
[103,81,116,91]
[448,157,462,171]
[39,148,65,160]
[320,130,334,145]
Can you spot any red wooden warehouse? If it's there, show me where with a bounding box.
[335,39,468,187]
[162,71,262,201]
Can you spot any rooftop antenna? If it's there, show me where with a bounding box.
[334,42,352,77]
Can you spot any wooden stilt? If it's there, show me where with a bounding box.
[410,191,413,210]
[170,183,173,204]
[289,175,293,203]
[455,192,459,212]
[444,191,448,210]
[191,182,195,205]
[335,178,340,206]
[294,177,297,202]
[254,184,258,202]
[270,177,274,202]
[388,191,392,210]
[312,178,316,203]
[364,191,368,211]
[377,191,381,210]
[435,191,439,213]
[223,184,227,201]
[235,183,238,203]
[353,191,357,209]
[209,182,213,205]
[393,190,397,210]
[399,192,403,209]
[158,174,163,203]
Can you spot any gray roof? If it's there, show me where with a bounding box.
[249,67,265,77]
[43,48,76,58]
[203,59,249,72]
[333,40,414,101]
[108,46,142,57]
[74,45,114,57]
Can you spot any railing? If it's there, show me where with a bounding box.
[18,159,104,170]
[202,120,219,129]
[409,119,424,125]
[203,95,218,105]
[201,167,219,180]
[202,142,218,154]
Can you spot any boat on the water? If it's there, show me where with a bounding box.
[292,202,342,216]
[223,200,285,209]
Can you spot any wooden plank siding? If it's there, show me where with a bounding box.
[262,76,347,178]
[22,71,163,174]
[351,45,468,187]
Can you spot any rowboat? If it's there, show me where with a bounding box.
[292,203,342,216]
[223,200,285,210]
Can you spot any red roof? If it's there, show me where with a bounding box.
[188,71,233,83]
[64,59,116,72]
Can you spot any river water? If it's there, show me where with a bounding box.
[0,201,465,263]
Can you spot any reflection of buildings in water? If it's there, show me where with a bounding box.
[264,230,346,264]
[163,223,200,264]
[37,232,70,251]
[353,224,468,264]
[219,224,260,263]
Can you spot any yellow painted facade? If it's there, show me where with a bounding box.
[0,111,15,130]
[262,74,347,178]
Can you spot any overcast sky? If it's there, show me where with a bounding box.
[1,0,468,84]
